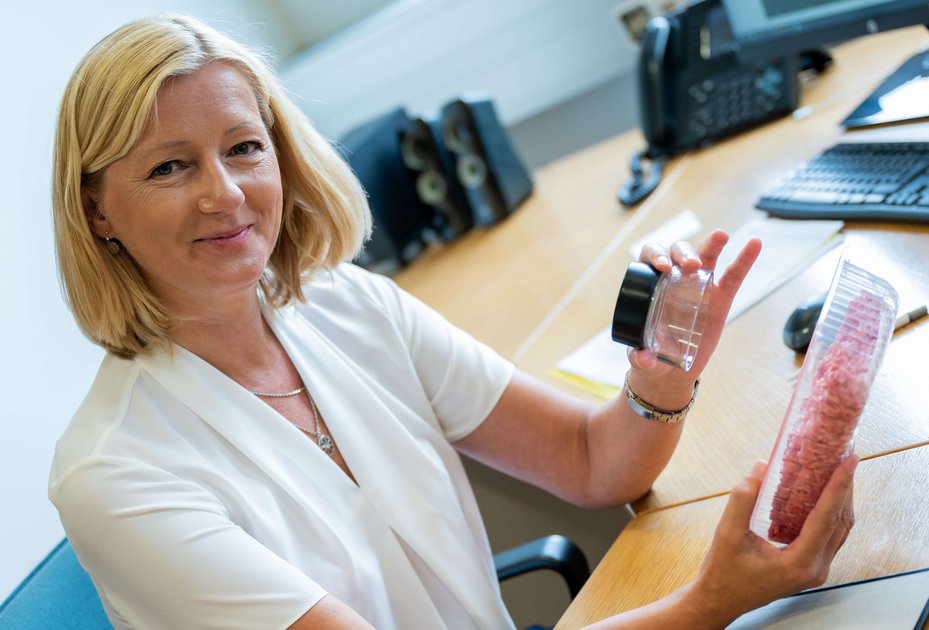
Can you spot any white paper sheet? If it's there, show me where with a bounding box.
[727,569,929,629]
[628,209,702,259]
[716,216,844,322]
[555,326,629,391]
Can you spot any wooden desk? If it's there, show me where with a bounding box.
[394,24,929,628]
[556,445,929,629]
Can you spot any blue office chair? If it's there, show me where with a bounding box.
[0,535,589,629]
[0,539,110,629]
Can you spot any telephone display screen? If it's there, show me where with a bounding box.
[726,0,891,38]
[761,0,849,19]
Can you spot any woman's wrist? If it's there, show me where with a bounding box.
[590,582,737,630]
[627,368,698,413]
[673,581,742,630]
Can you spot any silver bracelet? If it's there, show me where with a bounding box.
[623,372,699,424]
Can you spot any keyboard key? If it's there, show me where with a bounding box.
[788,191,844,204]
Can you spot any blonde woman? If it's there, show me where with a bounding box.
[49,14,855,630]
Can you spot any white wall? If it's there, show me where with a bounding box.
[0,0,296,600]
[280,0,644,141]
[273,0,396,50]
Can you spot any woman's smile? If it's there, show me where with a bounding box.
[195,224,253,246]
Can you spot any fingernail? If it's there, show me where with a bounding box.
[657,255,670,267]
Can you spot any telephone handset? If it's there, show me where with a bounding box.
[639,15,674,155]
[619,0,800,207]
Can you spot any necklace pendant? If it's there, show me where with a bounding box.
[317,434,335,456]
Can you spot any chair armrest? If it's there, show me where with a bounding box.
[493,534,590,599]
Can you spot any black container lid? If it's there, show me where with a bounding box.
[612,261,660,348]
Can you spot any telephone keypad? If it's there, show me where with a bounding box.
[683,61,792,146]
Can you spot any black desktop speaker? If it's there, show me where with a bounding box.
[399,114,473,240]
[339,107,433,274]
[439,95,533,226]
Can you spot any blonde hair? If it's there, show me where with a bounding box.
[53,14,371,358]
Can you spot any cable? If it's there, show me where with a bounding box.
[617,150,666,208]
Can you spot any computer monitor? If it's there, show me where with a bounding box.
[722,0,929,61]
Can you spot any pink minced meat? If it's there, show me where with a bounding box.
[767,292,882,544]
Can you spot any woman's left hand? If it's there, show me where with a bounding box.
[630,230,762,387]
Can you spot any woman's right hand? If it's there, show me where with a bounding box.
[683,455,858,626]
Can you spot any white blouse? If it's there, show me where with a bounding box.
[49,264,517,630]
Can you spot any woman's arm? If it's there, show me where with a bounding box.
[288,596,376,629]
[454,230,762,507]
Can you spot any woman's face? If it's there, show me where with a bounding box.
[88,62,284,314]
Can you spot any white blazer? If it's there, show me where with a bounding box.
[49,264,517,630]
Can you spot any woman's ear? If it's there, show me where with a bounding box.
[82,187,110,239]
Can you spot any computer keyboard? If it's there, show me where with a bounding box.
[756,142,929,222]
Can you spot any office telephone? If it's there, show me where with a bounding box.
[619,0,800,206]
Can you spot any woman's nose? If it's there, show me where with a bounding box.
[197,162,245,214]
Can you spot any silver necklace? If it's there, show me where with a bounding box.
[296,394,335,457]
[251,386,306,398]
[251,386,335,457]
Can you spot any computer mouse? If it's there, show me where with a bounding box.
[783,292,827,353]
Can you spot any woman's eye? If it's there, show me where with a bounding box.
[150,161,178,178]
[230,141,260,156]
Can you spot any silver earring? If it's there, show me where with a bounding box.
[104,233,121,255]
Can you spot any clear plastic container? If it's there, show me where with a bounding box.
[612,262,713,371]
[749,253,899,545]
